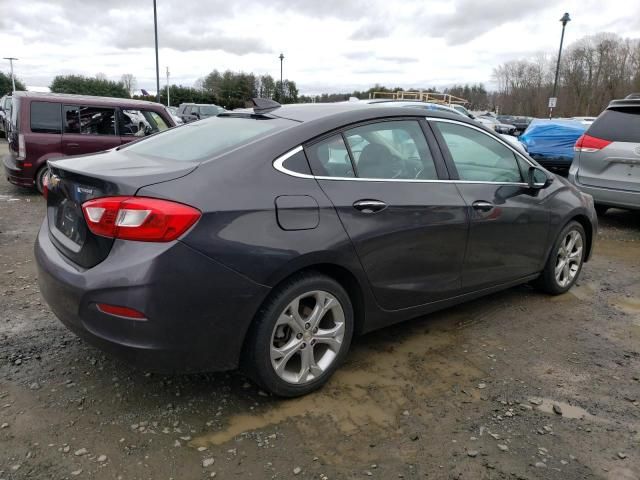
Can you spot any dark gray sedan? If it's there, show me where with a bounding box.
[35,100,597,397]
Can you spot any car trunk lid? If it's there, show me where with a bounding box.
[46,149,197,268]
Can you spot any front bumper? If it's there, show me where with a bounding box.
[35,219,270,372]
[4,154,35,187]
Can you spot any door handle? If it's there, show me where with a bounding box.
[66,143,80,148]
[353,199,387,213]
[472,201,494,212]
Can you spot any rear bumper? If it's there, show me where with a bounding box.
[35,218,271,372]
[3,154,35,188]
[568,173,640,211]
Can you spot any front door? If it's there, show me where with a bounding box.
[61,105,121,156]
[306,119,469,311]
[431,119,550,291]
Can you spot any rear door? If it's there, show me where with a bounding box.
[306,118,468,311]
[62,105,121,156]
[577,107,640,192]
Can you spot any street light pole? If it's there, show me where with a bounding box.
[166,66,170,107]
[279,53,284,101]
[3,57,18,92]
[153,0,160,103]
[549,12,571,119]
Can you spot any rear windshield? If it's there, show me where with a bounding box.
[10,97,20,133]
[200,105,222,116]
[588,108,640,143]
[122,115,294,162]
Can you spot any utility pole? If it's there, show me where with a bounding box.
[153,0,160,103]
[166,66,170,107]
[279,53,284,101]
[549,12,571,119]
[3,57,18,92]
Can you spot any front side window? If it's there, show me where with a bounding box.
[345,120,437,180]
[434,122,523,183]
[120,109,169,137]
[30,101,62,134]
[79,106,116,135]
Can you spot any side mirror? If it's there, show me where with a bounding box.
[527,166,552,189]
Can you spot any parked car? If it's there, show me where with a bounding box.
[496,115,532,135]
[177,103,225,123]
[476,115,517,135]
[571,116,597,126]
[166,106,183,125]
[0,94,12,137]
[519,119,586,171]
[36,100,596,397]
[4,92,176,192]
[569,96,640,213]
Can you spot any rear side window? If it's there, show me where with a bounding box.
[30,101,62,134]
[306,135,354,177]
[588,108,640,143]
[123,116,293,162]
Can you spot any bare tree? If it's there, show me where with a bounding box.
[95,72,108,81]
[120,73,137,96]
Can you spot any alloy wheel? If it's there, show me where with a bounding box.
[270,290,345,385]
[554,230,583,288]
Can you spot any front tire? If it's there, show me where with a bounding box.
[244,272,354,397]
[534,221,586,295]
[35,165,49,194]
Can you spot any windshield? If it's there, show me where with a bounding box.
[200,105,222,116]
[122,115,294,162]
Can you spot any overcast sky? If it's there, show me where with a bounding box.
[2,0,639,95]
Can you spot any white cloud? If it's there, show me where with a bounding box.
[1,0,639,95]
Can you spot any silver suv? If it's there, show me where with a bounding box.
[569,96,640,214]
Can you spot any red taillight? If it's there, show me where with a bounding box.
[42,174,49,200]
[82,196,201,242]
[575,134,612,152]
[97,303,146,320]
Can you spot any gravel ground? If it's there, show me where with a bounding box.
[0,140,639,479]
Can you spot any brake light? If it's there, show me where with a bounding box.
[96,303,146,320]
[82,196,201,242]
[42,173,49,200]
[17,134,26,160]
[575,134,612,152]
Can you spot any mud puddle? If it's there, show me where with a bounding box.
[193,322,484,448]
[533,398,594,420]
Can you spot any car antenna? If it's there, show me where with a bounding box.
[252,98,281,115]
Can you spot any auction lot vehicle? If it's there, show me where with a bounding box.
[496,115,532,135]
[177,103,225,123]
[0,94,11,136]
[519,119,586,171]
[569,96,640,213]
[3,92,176,192]
[35,100,597,397]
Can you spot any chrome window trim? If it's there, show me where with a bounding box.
[272,117,536,187]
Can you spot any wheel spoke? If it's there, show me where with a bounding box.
[307,292,338,329]
[286,297,306,333]
[271,338,302,375]
[314,323,345,351]
[568,247,582,260]
[555,258,566,276]
[298,346,323,382]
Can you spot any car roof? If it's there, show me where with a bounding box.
[12,91,163,108]
[265,102,468,124]
[608,98,640,109]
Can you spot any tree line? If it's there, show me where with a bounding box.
[492,33,640,117]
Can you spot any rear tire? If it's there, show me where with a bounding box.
[534,221,586,295]
[35,165,49,194]
[244,272,354,397]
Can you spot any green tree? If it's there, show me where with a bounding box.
[0,72,26,95]
[50,75,130,98]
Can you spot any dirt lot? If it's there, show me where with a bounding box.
[0,140,639,480]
